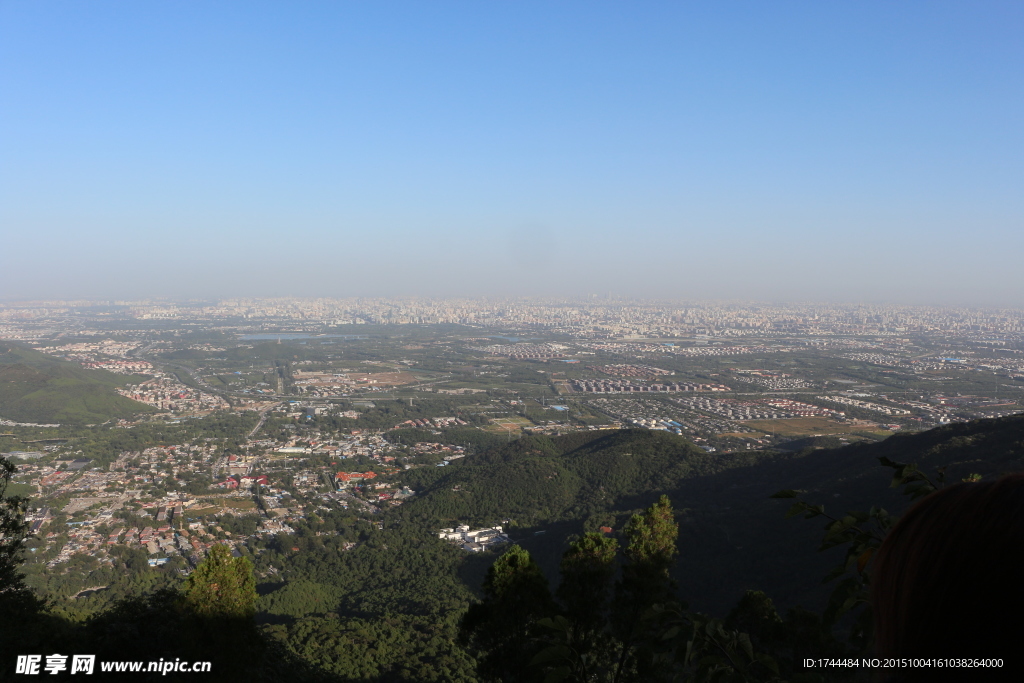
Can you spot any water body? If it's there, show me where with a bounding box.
[239,334,368,341]
[487,336,539,342]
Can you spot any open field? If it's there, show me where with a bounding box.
[745,417,895,438]
[220,498,257,510]
[485,416,534,433]
[184,506,220,517]
[490,416,533,426]
[349,371,419,386]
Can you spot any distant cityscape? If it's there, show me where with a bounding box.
[3,295,1024,590]
[2,297,1024,339]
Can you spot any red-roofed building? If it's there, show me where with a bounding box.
[335,471,378,486]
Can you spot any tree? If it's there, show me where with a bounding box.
[557,532,619,638]
[0,456,43,612]
[533,532,620,682]
[182,544,257,619]
[725,590,783,649]
[0,455,46,660]
[610,495,679,683]
[459,544,556,682]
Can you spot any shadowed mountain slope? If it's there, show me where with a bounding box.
[0,342,153,424]
[399,417,1024,617]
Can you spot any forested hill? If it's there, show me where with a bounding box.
[397,430,782,528]
[398,416,1024,618]
[0,342,153,424]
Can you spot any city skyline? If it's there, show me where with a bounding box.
[4,296,1024,341]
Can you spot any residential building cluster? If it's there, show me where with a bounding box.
[80,359,154,374]
[731,369,813,390]
[118,375,230,413]
[760,398,841,417]
[15,425,410,572]
[673,396,816,421]
[816,396,911,416]
[589,397,734,437]
[438,524,510,552]
[394,417,469,429]
[469,342,569,359]
[591,364,674,378]
[572,379,731,394]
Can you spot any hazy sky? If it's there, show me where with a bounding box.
[2,2,1022,305]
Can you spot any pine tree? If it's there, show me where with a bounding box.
[557,531,619,646]
[530,531,621,681]
[183,544,257,619]
[460,544,556,682]
[610,494,679,682]
[0,455,44,623]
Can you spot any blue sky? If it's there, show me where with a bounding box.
[2,1,1022,304]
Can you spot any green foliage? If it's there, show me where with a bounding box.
[258,579,341,618]
[0,455,45,644]
[460,545,557,682]
[0,342,153,423]
[530,533,621,682]
[607,495,682,682]
[183,544,257,619]
[639,605,783,683]
[517,498,787,683]
[622,495,678,571]
[725,590,782,646]
[558,532,619,632]
[264,613,477,681]
[398,430,769,528]
[769,454,973,653]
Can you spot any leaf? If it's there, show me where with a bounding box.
[543,666,572,683]
[737,631,754,660]
[770,489,800,499]
[821,565,847,584]
[784,502,809,519]
[857,548,874,575]
[530,645,572,666]
[755,652,780,675]
[536,615,570,633]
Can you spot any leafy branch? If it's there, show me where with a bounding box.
[771,456,981,650]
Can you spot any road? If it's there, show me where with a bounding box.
[332,489,380,515]
[246,403,279,439]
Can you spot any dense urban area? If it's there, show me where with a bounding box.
[3,297,1024,680]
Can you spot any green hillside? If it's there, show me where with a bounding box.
[397,430,777,528]
[398,417,1024,617]
[0,342,154,424]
